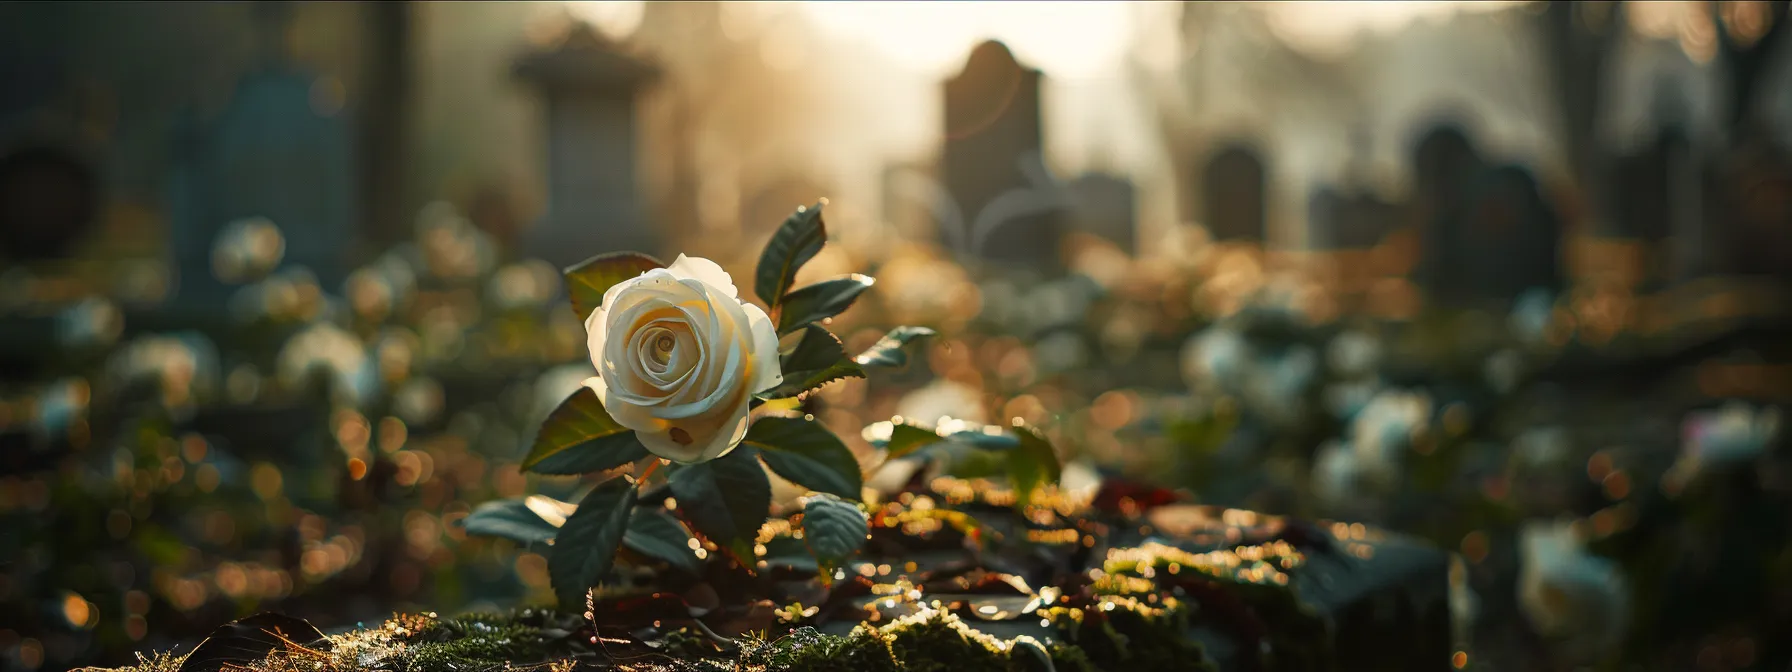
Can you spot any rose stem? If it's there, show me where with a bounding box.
[637,458,663,486]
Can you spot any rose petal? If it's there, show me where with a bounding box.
[583,376,667,432]
[742,302,783,394]
[639,386,752,464]
[638,427,706,463]
[666,254,738,299]
[657,285,750,418]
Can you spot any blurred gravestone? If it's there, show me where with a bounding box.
[514,21,658,268]
[1409,123,1487,306]
[1707,145,1792,283]
[0,144,99,262]
[166,4,355,308]
[1459,165,1564,303]
[940,40,1064,272]
[1064,172,1136,254]
[1200,143,1267,244]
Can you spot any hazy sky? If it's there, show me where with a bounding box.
[545,1,1551,252]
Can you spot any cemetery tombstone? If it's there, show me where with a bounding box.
[1200,143,1268,245]
[1707,145,1792,283]
[166,5,356,309]
[1408,123,1487,306]
[1064,172,1137,254]
[514,21,658,269]
[1459,165,1564,303]
[940,40,1065,271]
[0,144,99,262]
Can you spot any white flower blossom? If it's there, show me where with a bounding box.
[1517,519,1627,659]
[582,255,781,464]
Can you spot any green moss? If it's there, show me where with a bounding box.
[1046,643,1098,672]
[881,611,1008,672]
[763,625,901,672]
[395,612,560,672]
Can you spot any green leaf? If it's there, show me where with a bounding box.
[461,498,559,545]
[800,493,869,566]
[761,325,865,399]
[776,274,875,334]
[854,326,936,368]
[754,202,828,309]
[530,434,649,475]
[862,418,1018,459]
[547,478,638,608]
[669,446,772,551]
[563,251,664,319]
[522,388,640,474]
[760,537,818,572]
[862,421,945,459]
[1008,425,1063,507]
[745,416,863,500]
[622,508,702,575]
[941,422,1022,451]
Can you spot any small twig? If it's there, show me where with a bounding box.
[689,618,737,650]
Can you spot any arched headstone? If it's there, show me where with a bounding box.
[168,67,356,302]
[940,40,1064,271]
[514,21,658,268]
[1408,122,1487,304]
[0,144,99,262]
[1708,146,1792,282]
[1200,143,1267,244]
[1459,165,1564,302]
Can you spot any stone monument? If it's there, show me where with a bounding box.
[514,21,658,269]
[166,2,355,306]
[940,40,1064,272]
[1200,142,1268,245]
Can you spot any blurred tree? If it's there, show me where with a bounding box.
[1537,1,1625,195]
[358,0,414,248]
[1713,0,1790,133]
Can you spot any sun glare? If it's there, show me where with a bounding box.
[797,1,1134,79]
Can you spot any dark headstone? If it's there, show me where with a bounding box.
[1706,145,1792,282]
[1201,143,1268,244]
[1409,122,1487,304]
[514,21,658,268]
[0,144,99,262]
[166,66,357,304]
[1064,172,1136,254]
[940,40,1064,270]
[1458,165,1565,302]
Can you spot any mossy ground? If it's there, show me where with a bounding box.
[91,602,1218,672]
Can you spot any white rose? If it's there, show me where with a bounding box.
[582,255,782,463]
[1517,519,1627,660]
